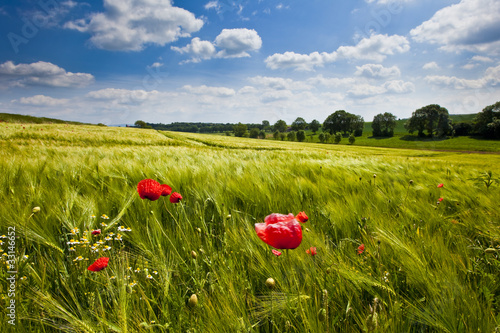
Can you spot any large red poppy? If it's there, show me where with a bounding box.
[255,213,303,249]
[87,257,109,272]
[295,211,308,223]
[137,179,162,201]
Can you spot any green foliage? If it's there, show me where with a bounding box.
[134,120,152,129]
[372,112,397,137]
[405,104,451,137]
[249,127,260,138]
[318,132,326,143]
[279,132,286,141]
[287,131,296,141]
[1,125,500,332]
[309,119,321,134]
[348,132,356,144]
[469,171,499,190]
[273,130,280,140]
[334,132,342,144]
[296,130,306,142]
[291,117,307,131]
[233,122,248,137]
[474,101,500,139]
[258,130,266,139]
[323,110,364,136]
[274,119,288,133]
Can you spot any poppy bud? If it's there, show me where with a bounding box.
[32,206,40,213]
[191,250,197,259]
[318,308,327,322]
[188,294,198,308]
[265,277,275,289]
[409,180,414,184]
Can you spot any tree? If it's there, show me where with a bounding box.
[273,130,280,140]
[135,120,151,129]
[318,132,325,143]
[233,122,248,137]
[291,117,307,131]
[287,131,296,141]
[296,130,306,142]
[323,110,364,136]
[405,104,451,137]
[262,120,270,131]
[279,133,286,141]
[372,112,397,137]
[334,132,342,144]
[348,132,356,144]
[273,119,288,133]
[474,101,500,139]
[258,130,266,139]
[324,132,331,143]
[309,119,321,134]
[249,127,259,138]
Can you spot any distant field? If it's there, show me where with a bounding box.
[1,124,500,332]
[0,113,89,125]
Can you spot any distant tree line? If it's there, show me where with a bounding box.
[134,100,500,141]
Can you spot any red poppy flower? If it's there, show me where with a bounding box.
[91,229,101,235]
[437,183,444,188]
[296,211,308,223]
[160,184,172,196]
[169,192,182,203]
[255,213,303,249]
[357,244,365,255]
[272,249,282,256]
[137,179,162,201]
[438,197,444,202]
[87,257,109,272]
[306,247,317,256]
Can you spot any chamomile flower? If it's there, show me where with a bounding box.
[101,214,109,219]
[101,222,108,227]
[71,227,79,235]
[129,281,137,287]
[0,235,7,239]
[114,234,123,241]
[103,245,111,251]
[146,274,153,280]
[69,247,76,252]
[73,256,85,262]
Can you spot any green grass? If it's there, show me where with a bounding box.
[0,113,89,125]
[1,125,500,332]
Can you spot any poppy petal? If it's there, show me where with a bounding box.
[87,257,109,272]
[137,179,162,201]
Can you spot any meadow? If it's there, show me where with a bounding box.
[1,123,500,332]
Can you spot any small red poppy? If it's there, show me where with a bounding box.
[357,244,365,255]
[137,179,162,201]
[255,213,302,249]
[87,257,109,272]
[296,211,308,223]
[160,184,172,196]
[272,249,282,256]
[91,229,101,235]
[306,247,317,256]
[169,192,182,203]
[437,183,444,188]
[438,197,444,202]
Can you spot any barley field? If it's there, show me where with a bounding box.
[1,124,500,332]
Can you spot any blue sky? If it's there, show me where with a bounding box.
[0,0,499,125]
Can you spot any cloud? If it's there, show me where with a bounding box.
[0,61,94,88]
[410,0,500,54]
[65,0,204,51]
[248,76,312,91]
[16,95,69,106]
[354,64,400,78]
[422,62,439,70]
[383,80,415,94]
[471,56,493,63]
[172,28,262,62]
[182,85,236,97]
[214,28,262,58]
[425,64,500,89]
[265,34,409,70]
[86,88,159,104]
[171,37,217,63]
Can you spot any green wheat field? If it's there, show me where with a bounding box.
[1,123,500,332]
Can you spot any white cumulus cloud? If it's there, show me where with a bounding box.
[354,64,400,78]
[182,85,236,97]
[0,61,94,88]
[265,34,409,71]
[172,28,262,62]
[86,88,159,104]
[64,0,204,51]
[410,0,500,54]
[423,62,440,70]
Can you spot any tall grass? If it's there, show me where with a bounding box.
[1,126,499,332]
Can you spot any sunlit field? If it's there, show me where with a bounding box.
[1,124,500,332]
